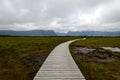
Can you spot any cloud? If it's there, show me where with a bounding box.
[100,0,120,23]
[0,0,120,32]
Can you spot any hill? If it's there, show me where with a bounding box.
[66,31,120,36]
[0,30,120,36]
[0,30,57,36]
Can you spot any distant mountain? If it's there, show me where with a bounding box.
[55,32,67,36]
[66,31,120,36]
[0,30,57,36]
[0,30,119,36]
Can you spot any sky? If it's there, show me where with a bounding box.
[0,0,120,32]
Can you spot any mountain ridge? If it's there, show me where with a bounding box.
[0,30,120,36]
[66,31,120,36]
[0,30,57,36]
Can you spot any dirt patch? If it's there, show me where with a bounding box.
[22,54,47,65]
[73,46,120,63]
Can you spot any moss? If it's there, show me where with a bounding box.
[92,53,106,59]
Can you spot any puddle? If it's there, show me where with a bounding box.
[74,47,95,54]
[73,46,120,63]
[83,38,86,40]
[102,47,120,52]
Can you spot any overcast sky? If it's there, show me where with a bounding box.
[0,0,120,32]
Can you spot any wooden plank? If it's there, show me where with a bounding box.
[33,40,85,80]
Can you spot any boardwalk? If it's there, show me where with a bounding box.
[34,40,85,80]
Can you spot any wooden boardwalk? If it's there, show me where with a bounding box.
[33,40,85,80]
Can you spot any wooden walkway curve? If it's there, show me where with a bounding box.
[34,40,85,80]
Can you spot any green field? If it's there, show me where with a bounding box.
[0,36,77,80]
[70,37,120,80]
[1,37,120,80]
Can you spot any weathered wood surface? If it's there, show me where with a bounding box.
[34,40,85,80]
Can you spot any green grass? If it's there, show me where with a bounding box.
[70,37,120,80]
[0,36,77,80]
[73,37,120,48]
[90,53,106,59]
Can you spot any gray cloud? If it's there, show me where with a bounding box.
[0,0,119,32]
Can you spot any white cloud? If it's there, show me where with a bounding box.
[0,0,120,32]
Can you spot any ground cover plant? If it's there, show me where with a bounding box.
[70,37,120,80]
[0,36,77,80]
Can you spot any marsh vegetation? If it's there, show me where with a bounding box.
[70,37,120,80]
[0,36,76,80]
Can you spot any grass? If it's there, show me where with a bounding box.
[0,36,77,80]
[70,37,120,80]
[91,53,106,59]
[73,37,120,48]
